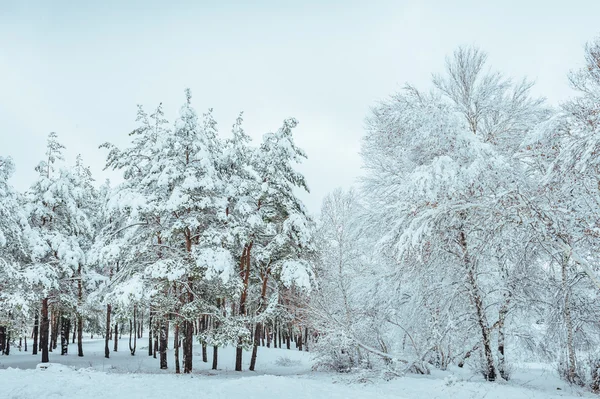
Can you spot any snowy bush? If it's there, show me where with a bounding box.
[275,356,302,367]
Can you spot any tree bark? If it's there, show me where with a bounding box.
[174,323,180,374]
[460,231,496,381]
[104,304,111,359]
[212,345,218,370]
[60,314,69,355]
[113,322,118,352]
[129,305,137,356]
[159,320,167,369]
[236,244,252,371]
[497,296,510,380]
[77,314,83,357]
[562,252,578,383]
[183,319,193,373]
[148,311,153,356]
[40,298,49,363]
[249,323,261,371]
[33,311,39,355]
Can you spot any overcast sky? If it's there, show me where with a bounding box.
[1,0,599,214]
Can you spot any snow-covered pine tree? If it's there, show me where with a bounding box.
[25,133,96,362]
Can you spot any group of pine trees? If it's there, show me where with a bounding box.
[0,90,314,373]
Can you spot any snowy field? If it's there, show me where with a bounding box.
[0,337,593,399]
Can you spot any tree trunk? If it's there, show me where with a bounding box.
[249,323,261,371]
[235,344,243,372]
[33,312,39,355]
[77,314,83,357]
[51,308,59,351]
[236,244,252,371]
[104,304,111,358]
[153,334,158,359]
[212,345,218,370]
[460,230,496,381]
[183,319,193,373]
[174,323,180,374]
[148,312,153,356]
[497,295,510,380]
[113,322,118,352]
[562,252,578,384]
[40,298,49,363]
[60,314,69,355]
[129,305,137,356]
[159,320,167,369]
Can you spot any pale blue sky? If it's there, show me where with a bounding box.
[1,0,599,213]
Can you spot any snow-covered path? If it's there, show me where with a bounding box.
[0,338,594,399]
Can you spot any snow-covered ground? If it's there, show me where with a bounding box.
[0,338,593,399]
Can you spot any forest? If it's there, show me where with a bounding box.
[2,31,600,399]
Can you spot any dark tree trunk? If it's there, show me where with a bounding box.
[51,309,58,351]
[113,323,118,352]
[183,320,193,373]
[153,334,158,359]
[236,243,252,371]
[212,346,218,370]
[33,312,39,355]
[104,304,111,359]
[72,318,76,344]
[286,332,290,350]
[235,344,243,372]
[24,336,28,352]
[129,305,137,356]
[1,326,6,354]
[40,298,50,363]
[298,330,303,351]
[77,314,83,357]
[60,315,69,355]
[148,312,153,356]
[174,323,180,374]
[159,321,167,369]
[250,323,261,371]
[4,330,9,355]
[304,327,309,352]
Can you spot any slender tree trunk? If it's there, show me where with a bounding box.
[40,297,49,363]
[250,323,261,371]
[183,319,193,373]
[77,264,83,356]
[148,311,153,356]
[51,308,59,351]
[159,320,167,369]
[77,314,83,357]
[33,312,39,355]
[113,322,118,352]
[104,304,111,359]
[236,244,252,371]
[129,305,137,356]
[4,330,9,355]
[460,231,496,381]
[497,295,510,380]
[60,314,68,355]
[174,323,180,374]
[562,252,578,383]
[212,345,218,370]
[153,333,158,359]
